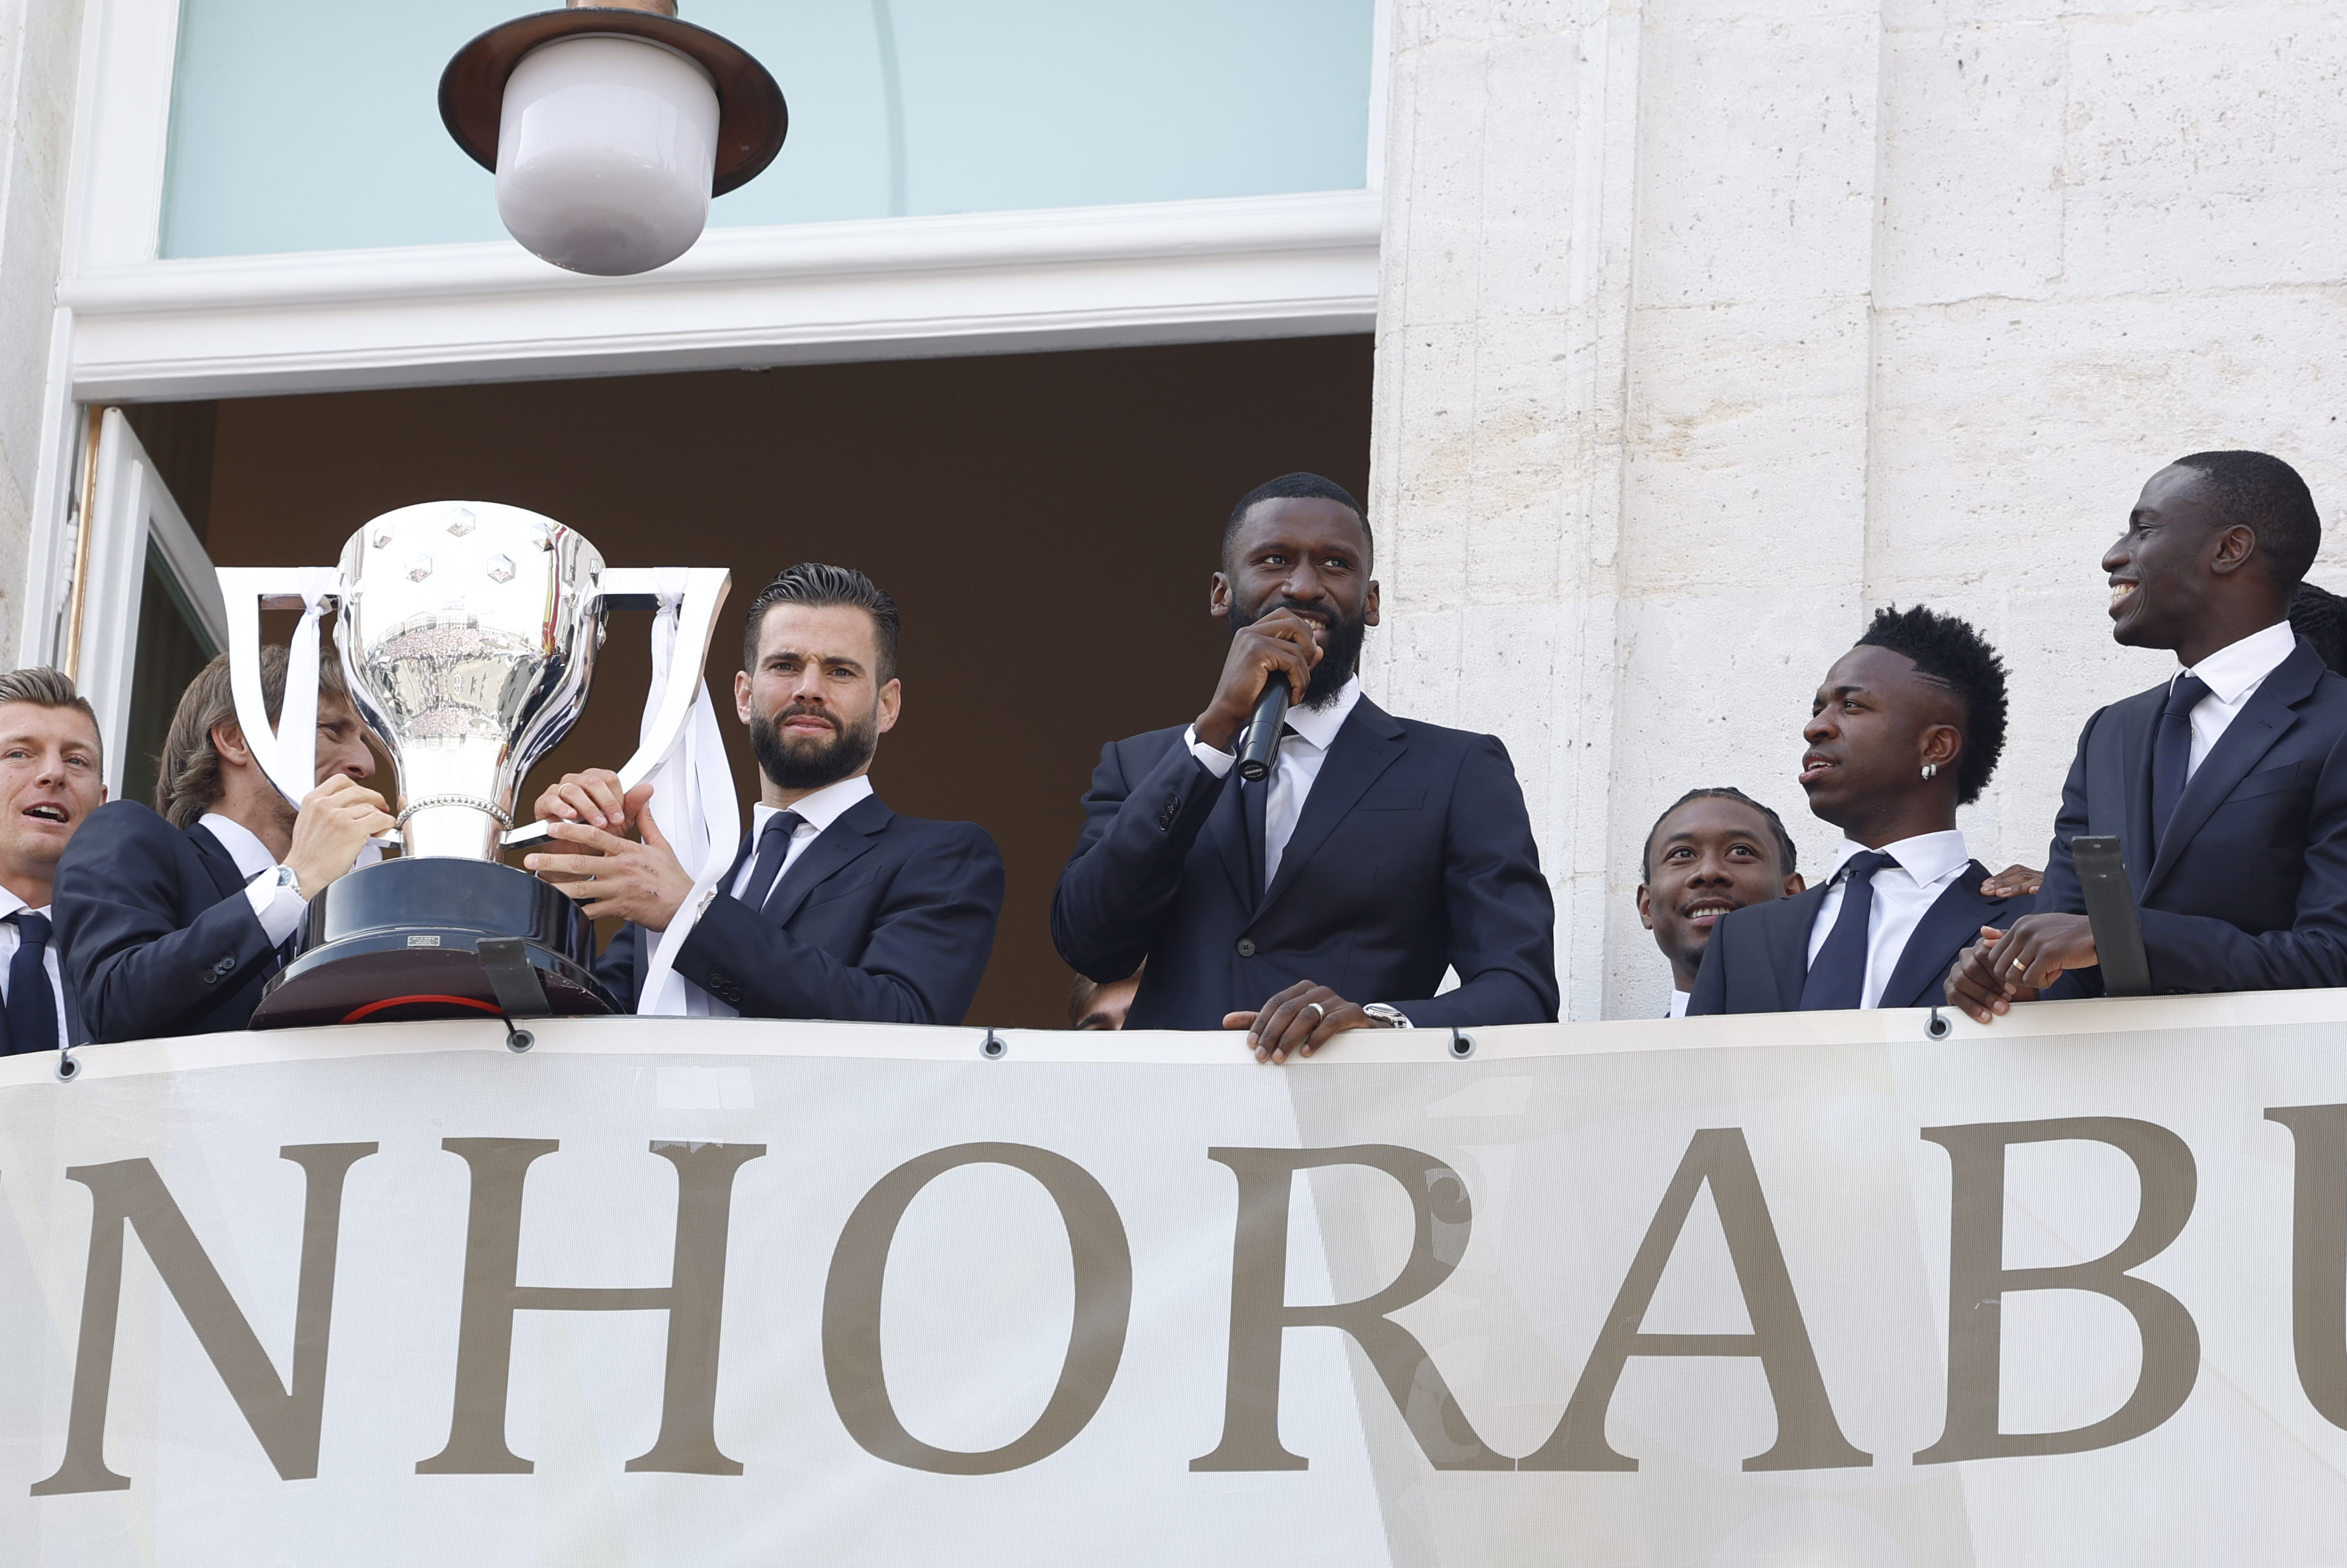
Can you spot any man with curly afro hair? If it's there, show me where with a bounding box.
[1690,604,2031,1014]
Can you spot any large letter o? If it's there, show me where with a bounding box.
[822,1142,1133,1473]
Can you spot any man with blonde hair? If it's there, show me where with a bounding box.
[54,647,391,1040]
[0,668,104,1052]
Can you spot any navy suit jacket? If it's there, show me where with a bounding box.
[54,801,284,1042]
[597,793,1003,1025]
[1051,698,1558,1031]
[2034,637,2347,995]
[1686,861,2030,1014]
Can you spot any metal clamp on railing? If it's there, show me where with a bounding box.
[2073,835,2152,996]
[476,937,552,1052]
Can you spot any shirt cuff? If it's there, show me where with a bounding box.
[246,874,308,946]
[1184,724,1236,779]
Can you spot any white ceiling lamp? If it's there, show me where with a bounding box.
[441,0,787,276]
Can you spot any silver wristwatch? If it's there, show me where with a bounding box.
[1361,1002,1412,1029]
[271,864,304,900]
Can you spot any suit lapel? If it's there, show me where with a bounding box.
[184,825,250,903]
[2117,691,2159,883]
[761,795,889,928]
[1258,700,1406,915]
[1759,885,1828,1011]
[1877,861,2000,1010]
[2143,641,2320,899]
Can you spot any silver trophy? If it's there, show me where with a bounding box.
[215,501,730,1028]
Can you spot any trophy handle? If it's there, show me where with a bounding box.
[215,566,342,811]
[500,565,733,848]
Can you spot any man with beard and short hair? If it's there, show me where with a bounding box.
[1638,789,1804,1017]
[1053,472,1557,1060]
[526,561,1005,1023]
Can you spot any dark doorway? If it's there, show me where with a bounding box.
[125,336,1373,1027]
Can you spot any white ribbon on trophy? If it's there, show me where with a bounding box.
[630,570,741,1018]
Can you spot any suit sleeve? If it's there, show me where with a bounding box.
[674,824,1005,1025]
[53,809,278,1044]
[595,922,646,1011]
[2034,714,2096,918]
[2133,731,2347,994]
[1050,735,1227,983]
[1391,735,1560,1028]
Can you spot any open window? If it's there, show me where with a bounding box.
[75,408,228,810]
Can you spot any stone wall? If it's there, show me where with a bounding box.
[1364,0,2347,1019]
[0,0,79,661]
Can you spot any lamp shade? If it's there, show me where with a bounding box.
[495,36,719,275]
[442,5,787,276]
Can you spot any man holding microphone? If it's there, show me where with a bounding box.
[1053,472,1558,1060]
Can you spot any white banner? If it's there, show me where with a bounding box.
[6,995,2347,1566]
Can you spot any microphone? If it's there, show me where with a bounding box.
[1236,677,1292,782]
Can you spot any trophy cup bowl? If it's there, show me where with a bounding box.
[223,502,730,1029]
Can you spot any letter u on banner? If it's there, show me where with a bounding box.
[822,1143,1133,1474]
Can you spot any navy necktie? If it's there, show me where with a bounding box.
[2151,673,2214,850]
[1799,850,1896,1011]
[5,911,56,1055]
[739,811,805,912]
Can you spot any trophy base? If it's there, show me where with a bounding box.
[250,858,619,1029]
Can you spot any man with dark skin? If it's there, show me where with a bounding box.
[1053,472,1556,1060]
[1948,452,2347,1020]
[1637,789,1804,1016]
[1691,606,2024,1014]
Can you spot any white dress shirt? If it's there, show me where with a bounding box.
[0,886,69,1051]
[1804,829,1973,1009]
[2171,619,2297,778]
[1185,675,1364,887]
[730,774,874,903]
[1668,988,1690,1020]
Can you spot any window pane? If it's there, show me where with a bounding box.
[121,548,217,818]
[161,0,1374,259]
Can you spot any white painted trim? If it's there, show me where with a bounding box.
[62,0,176,274]
[1365,0,1393,195]
[80,410,219,798]
[17,310,82,672]
[62,190,1381,400]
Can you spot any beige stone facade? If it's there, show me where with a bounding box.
[1364,0,2347,1018]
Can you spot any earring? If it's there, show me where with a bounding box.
[1921,763,1937,781]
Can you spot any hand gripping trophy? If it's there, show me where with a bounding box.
[217,501,730,1029]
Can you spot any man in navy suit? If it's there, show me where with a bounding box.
[55,649,392,1042]
[1690,606,2029,1015]
[528,562,1003,1025]
[1948,450,2347,1018]
[0,669,107,1053]
[1052,472,1557,1061]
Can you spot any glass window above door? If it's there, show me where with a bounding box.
[160,0,1377,260]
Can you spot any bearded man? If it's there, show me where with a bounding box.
[1052,472,1557,1060]
[527,562,1004,1024]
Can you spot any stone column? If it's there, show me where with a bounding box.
[0,0,82,659]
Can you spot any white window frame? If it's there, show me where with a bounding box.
[21,0,1385,669]
[56,0,1379,405]
[77,409,229,799]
